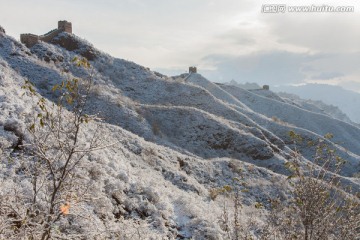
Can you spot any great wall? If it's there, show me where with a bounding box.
[20,20,72,48]
[189,66,197,73]
[17,21,270,91]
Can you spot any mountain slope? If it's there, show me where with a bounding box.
[1,31,359,239]
[275,84,360,124]
[278,92,354,124]
[2,31,359,177]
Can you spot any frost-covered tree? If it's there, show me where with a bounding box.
[0,58,110,239]
[216,132,360,240]
[262,132,360,240]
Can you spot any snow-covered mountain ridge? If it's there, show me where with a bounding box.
[0,30,359,239]
[275,84,360,124]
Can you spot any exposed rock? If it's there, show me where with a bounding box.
[0,25,5,34]
[51,33,98,60]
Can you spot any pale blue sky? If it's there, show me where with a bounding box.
[1,0,360,91]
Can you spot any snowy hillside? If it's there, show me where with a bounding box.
[275,84,360,124]
[278,92,354,125]
[1,30,359,239]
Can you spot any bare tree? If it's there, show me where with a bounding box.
[263,131,360,240]
[0,58,111,239]
[217,132,359,240]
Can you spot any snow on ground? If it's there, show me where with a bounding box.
[1,31,359,239]
[275,84,360,124]
[278,92,355,125]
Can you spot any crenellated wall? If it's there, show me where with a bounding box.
[20,21,72,48]
[20,34,40,48]
[40,29,63,43]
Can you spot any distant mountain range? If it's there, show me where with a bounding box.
[274,84,360,124]
[224,80,261,90]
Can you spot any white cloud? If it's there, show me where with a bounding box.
[263,13,360,53]
[199,51,360,87]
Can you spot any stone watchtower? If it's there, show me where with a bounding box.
[20,20,72,48]
[189,66,197,73]
[58,20,72,33]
